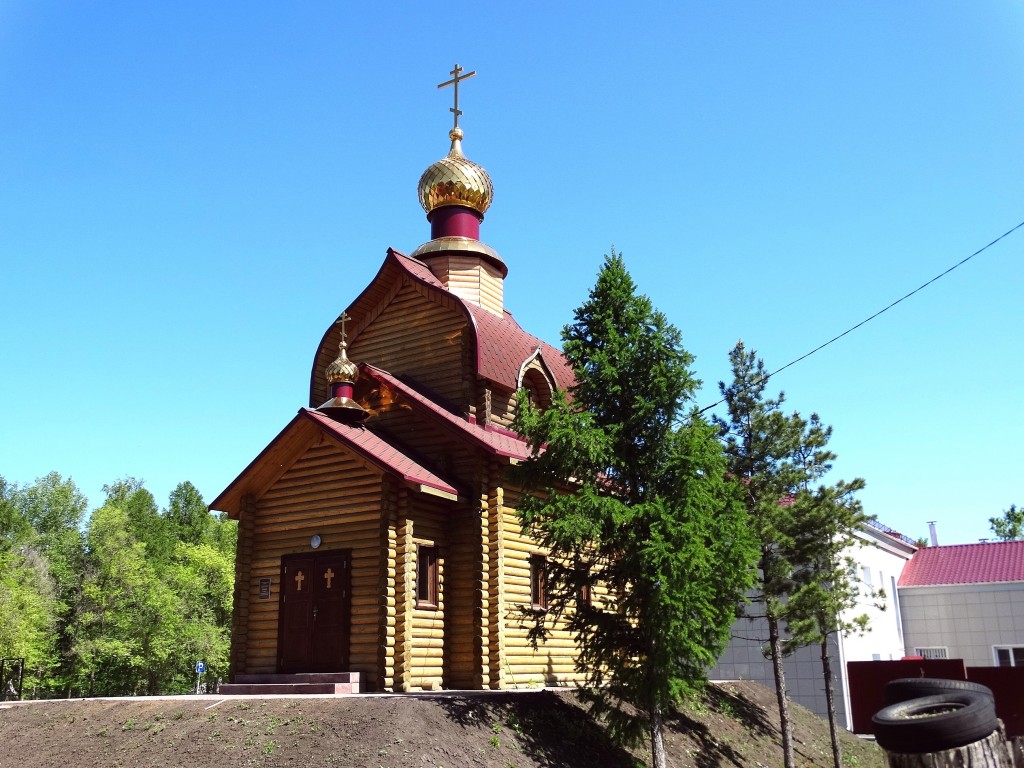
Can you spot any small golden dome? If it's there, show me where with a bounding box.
[325,340,359,384]
[418,128,494,216]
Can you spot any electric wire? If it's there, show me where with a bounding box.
[696,217,1024,416]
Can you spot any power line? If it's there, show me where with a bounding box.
[697,217,1024,416]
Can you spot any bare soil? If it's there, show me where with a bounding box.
[0,681,884,768]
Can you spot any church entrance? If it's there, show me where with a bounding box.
[277,550,351,673]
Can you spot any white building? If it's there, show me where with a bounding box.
[839,519,917,664]
[711,518,917,729]
[835,520,917,728]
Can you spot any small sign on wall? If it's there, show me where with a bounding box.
[259,577,272,599]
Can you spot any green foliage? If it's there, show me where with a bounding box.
[783,480,873,656]
[989,504,1023,541]
[0,473,235,698]
[513,253,758,762]
[167,481,211,546]
[715,342,871,768]
[103,478,173,566]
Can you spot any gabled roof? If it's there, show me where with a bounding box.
[310,248,575,406]
[210,408,460,517]
[300,409,459,498]
[898,541,1024,587]
[361,364,532,461]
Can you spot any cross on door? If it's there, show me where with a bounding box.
[324,568,335,589]
[294,570,305,591]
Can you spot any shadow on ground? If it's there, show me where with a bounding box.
[437,690,637,767]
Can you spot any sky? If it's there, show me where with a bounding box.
[1,2,1021,547]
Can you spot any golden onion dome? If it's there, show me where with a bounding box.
[325,340,359,384]
[417,127,494,216]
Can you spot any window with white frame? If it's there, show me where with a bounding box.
[914,646,949,660]
[994,646,1024,667]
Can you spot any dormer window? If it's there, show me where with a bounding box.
[520,367,553,411]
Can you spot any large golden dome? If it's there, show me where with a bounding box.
[417,128,493,217]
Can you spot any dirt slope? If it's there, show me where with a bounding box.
[0,681,883,768]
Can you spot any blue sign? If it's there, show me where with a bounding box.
[195,660,206,675]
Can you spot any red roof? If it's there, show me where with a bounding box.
[312,249,575,405]
[299,409,459,497]
[361,364,532,461]
[898,541,1024,587]
[389,248,574,391]
[463,302,574,393]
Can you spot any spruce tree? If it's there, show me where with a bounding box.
[514,253,758,768]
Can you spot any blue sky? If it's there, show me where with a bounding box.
[1,2,1021,546]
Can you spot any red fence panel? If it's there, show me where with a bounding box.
[965,667,1024,739]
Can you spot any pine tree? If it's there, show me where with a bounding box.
[514,253,758,768]
[714,342,813,768]
[783,432,871,768]
[989,504,1023,541]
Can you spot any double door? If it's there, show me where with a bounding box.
[277,550,351,673]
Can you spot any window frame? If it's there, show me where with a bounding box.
[529,554,547,611]
[576,564,592,609]
[416,544,439,610]
[994,645,1024,667]
[914,646,949,660]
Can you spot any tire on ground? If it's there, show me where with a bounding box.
[884,677,993,706]
[872,692,998,754]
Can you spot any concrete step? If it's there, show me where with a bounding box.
[233,673,359,685]
[221,672,361,695]
[219,682,357,695]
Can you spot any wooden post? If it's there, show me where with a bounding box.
[882,729,1013,768]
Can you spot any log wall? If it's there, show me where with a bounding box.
[404,496,449,691]
[349,282,470,408]
[229,496,257,679]
[444,500,486,690]
[238,439,386,689]
[498,488,586,688]
[427,255,504,317]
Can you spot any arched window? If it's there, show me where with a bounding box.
[521,368,552,410]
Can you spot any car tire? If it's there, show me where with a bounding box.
[884,677,994,705]
[872,692,998,753]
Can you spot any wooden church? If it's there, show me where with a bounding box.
[212,67,583,693]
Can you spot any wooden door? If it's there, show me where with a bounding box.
[277,550,351,673]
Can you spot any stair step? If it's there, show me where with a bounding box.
[221,672,361,695]
[219,682,357,695]
[234,673,359,685]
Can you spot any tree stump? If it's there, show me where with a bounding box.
[883,730,1013,768]
[1010,736,1024,768]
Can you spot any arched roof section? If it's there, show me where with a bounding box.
[309,248,575,408]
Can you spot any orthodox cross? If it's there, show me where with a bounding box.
[336,311,351,345]
[324,568,335,589]
[294,570,305,591]
[437,64,477,131]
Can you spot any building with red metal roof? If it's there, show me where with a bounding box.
[897,540,1024,668]
[212,69,585,694]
